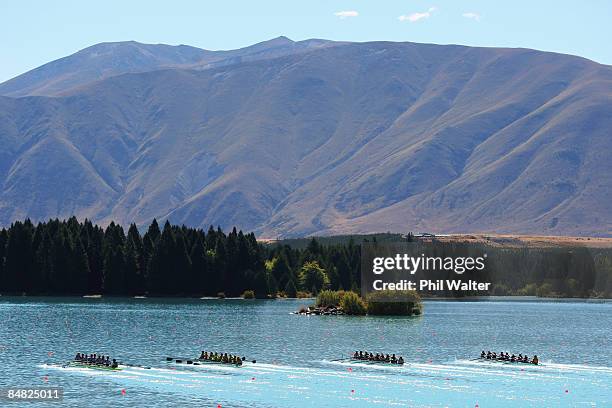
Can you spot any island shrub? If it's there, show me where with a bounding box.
[242,290,255,299]
[366,290,422,316]
[315,289,342,307]
[339,291,366,315]
[296,291,312,298]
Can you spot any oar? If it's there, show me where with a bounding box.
[119,362,151,369]
[166,357,195,364]
[166,356,256,365]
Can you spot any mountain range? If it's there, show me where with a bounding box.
[1,37,611,237]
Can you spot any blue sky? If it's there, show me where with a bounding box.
[1,0,611,82]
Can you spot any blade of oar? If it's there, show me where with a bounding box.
[118,362,151,369]
[166,356,256,365]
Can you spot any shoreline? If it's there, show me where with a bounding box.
[0,294,611,302]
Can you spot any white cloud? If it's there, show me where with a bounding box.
[398,7,437,23]
[334,10,359,19]
[462,12,481,22]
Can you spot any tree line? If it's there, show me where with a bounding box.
[0,218,609,298]
[0,218,361,297]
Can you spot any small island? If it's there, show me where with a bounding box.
[295,289,423,316]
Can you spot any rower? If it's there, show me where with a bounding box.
[75,353,81,361]
[397,357,404,365]
[391,354,397,363]
[532,355,539,365]
[353,351,359,359]
[111,359,118,369]
[486,351,492,359]
[510,354,516,362]
[523,355,529,363]
[481,351,486,358]
[105,356,111,366]
[200,351,206,359]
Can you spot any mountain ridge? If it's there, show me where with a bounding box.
[0,39,610,237]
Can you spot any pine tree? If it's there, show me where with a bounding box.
[125,224,145,295]
[3,221,35,293]
[72,237,90,293]
[102,223,126,295]
[0,229,9,292]
[148,221,176,295]
[189,235,207,296]
[284,279,298,298]
[173,228,192,295]
[253,270,269,299]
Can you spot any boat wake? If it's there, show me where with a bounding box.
[38,358,612,407]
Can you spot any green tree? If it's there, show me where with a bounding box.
[3,221,35,293]
[298,261,329,295]
[190,235,208,295]
[253,270,269,299]
[125,224,145,295]
[102,223,126,295]
[284,279,297,298]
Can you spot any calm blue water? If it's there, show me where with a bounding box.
[0,297,610,407]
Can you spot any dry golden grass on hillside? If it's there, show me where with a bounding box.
[433,234,612,248]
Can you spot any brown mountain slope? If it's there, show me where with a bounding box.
[0,37,335,97]
[0,40,610,237]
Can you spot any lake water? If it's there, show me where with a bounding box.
[0,297,610,407]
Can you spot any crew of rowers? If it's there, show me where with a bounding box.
[199,351,244,365]
[480,351,539,365]
[353,351,404,365]
[74,353,118,368]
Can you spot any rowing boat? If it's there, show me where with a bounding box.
[66,361,123,371]
[334,358,404,366]
[166,357,252,367]
[475,357,539,366]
